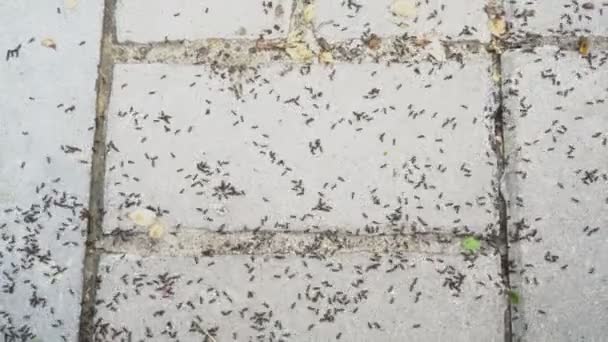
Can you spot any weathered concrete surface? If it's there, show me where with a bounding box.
[503,47,608,342]
[115,0,293,42]
[12,0,608,340]
[506,0,608,37]
[93,251,505,341]
[103,55,498,235]
[314,0,490,42]
[0,1,103,341]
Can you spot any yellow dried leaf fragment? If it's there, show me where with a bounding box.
[148,222,165,239]
[286,31,314,63]
[41,38,57,50]
[65,0,79,9]
[492,69,501,83]
[579,37,590,56]
[391,0,416,18]
[128,208,156,226]
[318,51,334,64]
[286,43,314,62]
[303,4,315,23]
[489,16,507,37]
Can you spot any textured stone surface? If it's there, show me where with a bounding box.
[0,1,103,340]
[314,0,490,42]
[503,47,608,342]
[103,55,498,235]
[8,0,608,340]
[506,0,608,37]
[115,0,293,42]
[93,251,505,341]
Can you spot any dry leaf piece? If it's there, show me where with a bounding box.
[318,51,334,64]
[148,222,165,239]
[303,4,315,23]
[41,38,57,50]
[65,0,79,9]
[579,37,590,56]
[286,31,314,62]
[489,16,506,37]
[391,0,416,18]
[128,208,157,226]
[366,34,382,50]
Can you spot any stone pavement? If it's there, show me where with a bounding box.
[0,1,606,342]
[1,1,103,341]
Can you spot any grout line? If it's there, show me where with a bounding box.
[495,55,513,342]
[486,1,513,341]
[505,34,608,51]
[113,37,486,49]
[492,32,514,342]
[108,34,608,66]
[78,0,116,340]
[111,37,488,65]
[94,230,494,257]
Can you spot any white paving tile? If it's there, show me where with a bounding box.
[0,1,103,340]
[104,56,498,235]
[116,0,293,42]
[503,47,608,342]
[93,252,505,341]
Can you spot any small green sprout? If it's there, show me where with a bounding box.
[508,290,520,305]
[461,236,481,253]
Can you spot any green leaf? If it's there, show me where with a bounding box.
[461,236,481,253]
[508,290,520,305]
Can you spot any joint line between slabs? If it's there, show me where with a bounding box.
[491,37,514,342]
[78,0,117,340]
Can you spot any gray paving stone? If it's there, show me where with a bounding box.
[104,55,498,235]
[314,0,490,42]
[115,0,293,42]
[93,251,505,341]
[506,0,608,37]
[502,47,608,342]
[0,1,103,340]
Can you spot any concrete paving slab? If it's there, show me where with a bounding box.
[506,0,608,37]
[503,47,608,342]
[104,55,498,235]
[314,0,490,42]
[93,251,505,341]
[0,1,103,340]
[115,0,293,42]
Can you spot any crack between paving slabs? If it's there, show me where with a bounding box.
[491,41,514,342]
[78,0,117,340]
